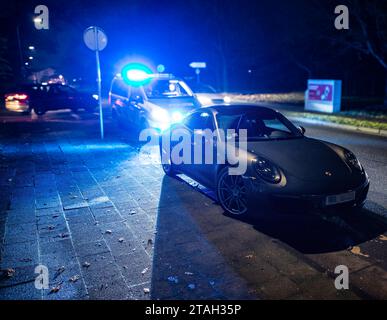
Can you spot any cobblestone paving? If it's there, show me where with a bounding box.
[0,114,253,299]
[1,112,387,300]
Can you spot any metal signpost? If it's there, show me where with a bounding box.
[83,26,108,139]
[189,62,206,83]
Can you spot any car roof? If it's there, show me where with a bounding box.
[202,104,276,114]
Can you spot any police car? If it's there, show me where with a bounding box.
[109,72,200,131]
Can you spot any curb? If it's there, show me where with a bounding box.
[287,116,387,138]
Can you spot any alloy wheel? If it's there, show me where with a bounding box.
[217,170,248,215]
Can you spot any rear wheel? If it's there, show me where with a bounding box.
[216,167,248,216]
[34,106,46,115]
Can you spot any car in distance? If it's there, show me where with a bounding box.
[4,83,98,115]
[109,74,201,131]
[189,82,232,106]
[160,104,369,216]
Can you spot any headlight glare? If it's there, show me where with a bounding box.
[253,157,281,184]
[151,109,170,123]
[171,111,184,123]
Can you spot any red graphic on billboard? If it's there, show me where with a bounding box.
[308,84,333,102]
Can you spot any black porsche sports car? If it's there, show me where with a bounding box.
[159,104,369,216]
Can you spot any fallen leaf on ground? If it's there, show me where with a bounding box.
[143,288,150,294]
[379,235,387,241]
[167,276,178,284]
[69,275,80,283]
[245,254,254,259]
[0,268,15,278]
[147,239,153,246]
[349,246,369,257]
[105,230,112,234]
[82,262,91,268]
[184,272,194,276]
[54,266,65,279]
[59,233,69,238]
[118,237,125,243]
[141,268,148,275]
[49,284,61,294]
[188,284,196,290]
[129,210,136,215]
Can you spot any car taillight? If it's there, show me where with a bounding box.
[5,93,29,101]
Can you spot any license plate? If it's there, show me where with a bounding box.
[325,191,355,206]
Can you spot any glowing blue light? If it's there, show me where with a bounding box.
[126,69,149,82]
[121,63,153,86]
[157,64,165,73]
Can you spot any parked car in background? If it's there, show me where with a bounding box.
[109,74,201,131]
[4,83,98,115]
[189,82,232,106]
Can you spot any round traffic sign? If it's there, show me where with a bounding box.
[83,26,108,51]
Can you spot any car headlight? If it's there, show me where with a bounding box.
[252,157,281,184]
[151,109,170,123]
[344,150,362,171]
[198,96,212,105]
[223,96,231,103]
[171,111,184,123]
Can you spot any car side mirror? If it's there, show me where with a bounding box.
[298,125,306,135]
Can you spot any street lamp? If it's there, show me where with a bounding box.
[28,46,35,50]
[28,56,34,60]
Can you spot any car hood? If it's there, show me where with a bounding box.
[246,137,351,182]
[148,97,199,111]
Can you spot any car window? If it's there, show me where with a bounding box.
[185,112,214,131]
[216,114,241,132]
[191,84,217,93]
[57,85,76,94]
[129,87,143,99]
[216,110,302,140]
[144,79,192,99]
[47,86,60,94]
[111,78,128,97]
[262,118,292,134]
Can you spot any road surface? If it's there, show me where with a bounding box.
[0,110,386,299]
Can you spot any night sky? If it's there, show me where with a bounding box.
[0,0,386,95]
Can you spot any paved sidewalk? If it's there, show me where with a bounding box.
[1,111,387,300]
[0,114,252,300]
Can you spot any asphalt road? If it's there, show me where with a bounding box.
[0,109,386,299]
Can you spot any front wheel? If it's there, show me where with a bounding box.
[216,167,248,216]
[159,144,176,177]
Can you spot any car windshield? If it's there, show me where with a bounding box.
[216,109,303,140]
[143,79,192,99]
[190,84,217,93]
